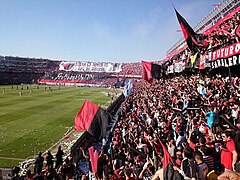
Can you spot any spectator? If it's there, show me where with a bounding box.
[194,152,208,180]
[221,131,238,171]
[46,150,54,169]
[206,107,217,129]
[34,152,44,174]
[55,146,64,169]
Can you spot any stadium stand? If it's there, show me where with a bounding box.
[120,62,142,76]
[4,0,240,179]
[65,2,240,180]
[0,56,60,85]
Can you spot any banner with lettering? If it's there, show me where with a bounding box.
[211,42,240,69]
[59,61,122,72]
[174,61,183,73]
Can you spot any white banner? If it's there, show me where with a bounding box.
[59,61,122,73]
[174,62,183,73]
[168,65,174,74]
[179,61,183,72]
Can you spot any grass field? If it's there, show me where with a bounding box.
[0,85,114,167]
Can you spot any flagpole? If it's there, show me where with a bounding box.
[171,3,176,9]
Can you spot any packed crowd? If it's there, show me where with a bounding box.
[120,63,142,76]
[76,74,240,180]
[205,9,240,52]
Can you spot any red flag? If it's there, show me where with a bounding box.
[94,150,98,171]
[74,100,99,130]
[88,146,98,173]
[74,100,111,139]
[159,140,172,170]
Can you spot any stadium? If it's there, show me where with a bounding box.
[1,0,240,179]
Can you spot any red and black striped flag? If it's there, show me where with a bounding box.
[174,8,206,52]
[142,61,162,83]
[74,100,111,139]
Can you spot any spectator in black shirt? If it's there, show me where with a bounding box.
[34,152,44,174]
[55,146,64,169]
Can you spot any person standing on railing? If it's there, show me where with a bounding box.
[34,152,44,174]
[46,150,54,169]
[55,146,64,169]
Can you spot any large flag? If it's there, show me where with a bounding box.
[74,100,111,139]
[142,61,162,83]
[174,8,206,52]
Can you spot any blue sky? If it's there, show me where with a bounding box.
[0,0,219,62]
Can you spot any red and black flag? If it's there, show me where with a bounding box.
[142,61,162,83]
[174,8,207,52]
[74,100,111,139]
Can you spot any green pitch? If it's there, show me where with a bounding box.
[0,85,115,167]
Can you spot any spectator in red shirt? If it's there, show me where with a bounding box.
[221,131,238,171]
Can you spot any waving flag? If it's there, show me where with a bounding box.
[88,146,99,173]
[174,8,207,52]
[74,100,111,139]
[142,61,162,83]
